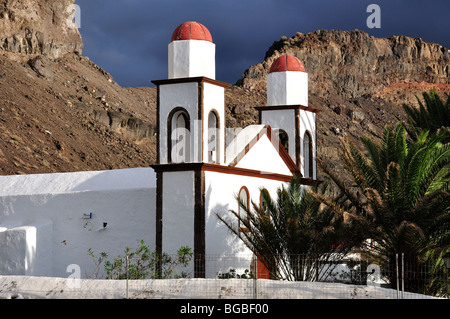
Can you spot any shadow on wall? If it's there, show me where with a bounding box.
[205,184,253,278]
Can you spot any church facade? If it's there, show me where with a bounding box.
[0,21,319,279]
[150,21,319,277]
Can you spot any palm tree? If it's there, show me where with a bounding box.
[403,88,450,142]
[315,122,450,292]
[215,177,364,281]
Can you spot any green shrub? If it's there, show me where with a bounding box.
[88,239,193,279]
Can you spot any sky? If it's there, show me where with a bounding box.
[74,0,450,88]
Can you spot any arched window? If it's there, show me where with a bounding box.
[208,110,220,163]
[238,186,250,231]
[278,129,289,153]
[303,131,313,178]
[168,108,190,163]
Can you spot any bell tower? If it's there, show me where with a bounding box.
[151,22,230,277]
[256,55,319,179]
[152,21,229,165]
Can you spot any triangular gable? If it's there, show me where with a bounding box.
[226,125,299,175]
[225,125,265,165]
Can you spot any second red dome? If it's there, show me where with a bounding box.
[269,55,305,73]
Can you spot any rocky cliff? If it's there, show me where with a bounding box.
[238,30,449,102]
[0,0,157,175]
[0,0,83,59]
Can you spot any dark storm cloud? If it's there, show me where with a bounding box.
[75,0,449,87]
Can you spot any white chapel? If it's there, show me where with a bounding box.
[0,21,320,279]
[150,21,320,277]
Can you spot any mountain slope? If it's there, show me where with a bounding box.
[0,52,157,175]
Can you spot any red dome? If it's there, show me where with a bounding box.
[171,21,213,42]
[269,55,305,73]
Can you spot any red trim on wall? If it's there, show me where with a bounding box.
[155,170,163,277]
[150,163,317,185]
[295,108,301,172]
[255,104,321,114]
[152,76,231,89]
[194,169,206,278]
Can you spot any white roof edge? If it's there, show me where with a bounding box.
[0,167,156,197]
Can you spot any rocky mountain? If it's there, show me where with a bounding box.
[0,0,157,175]
[0,0,448,177]
[232,29,450,177]
[0,0,83,59]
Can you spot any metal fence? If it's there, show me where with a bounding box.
[0,253,447,299]
[177,253,448,299]
[107,253,449,299]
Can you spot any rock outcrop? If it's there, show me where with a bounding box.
[0,0,83,59]
[231,30,449,182]
[238,30,449,102]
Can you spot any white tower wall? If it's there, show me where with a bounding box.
[267,71,308,106]
[202,82,225,164]
[169,40,216,79]
[158,82,199,164]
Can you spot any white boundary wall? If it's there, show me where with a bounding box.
[0,276,439,299]
[0,168,157,278]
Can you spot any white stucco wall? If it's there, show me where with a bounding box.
[161,171,195,255]
[299,110,316,179]
[204,171,295,277]
[225,125,265,165]
[168,40,215,79]
[203,82,225,164]
[234,135,292,176]
[260,110,296,161]
[267,71,308,106]
[159,82,199,164]
[0,220,52,276]
[0,168,157,278]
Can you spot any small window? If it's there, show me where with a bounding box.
[278,129,289,153]
[208,111,220,163]
[238,186,250,231]
[303,131,313,178]
[168,108,190,163]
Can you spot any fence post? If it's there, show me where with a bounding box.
[253,254,258,299]
[401,253,404,299]
[126,255,129,299]
[396,254,399,299]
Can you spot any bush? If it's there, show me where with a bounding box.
[88,239,193,279]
